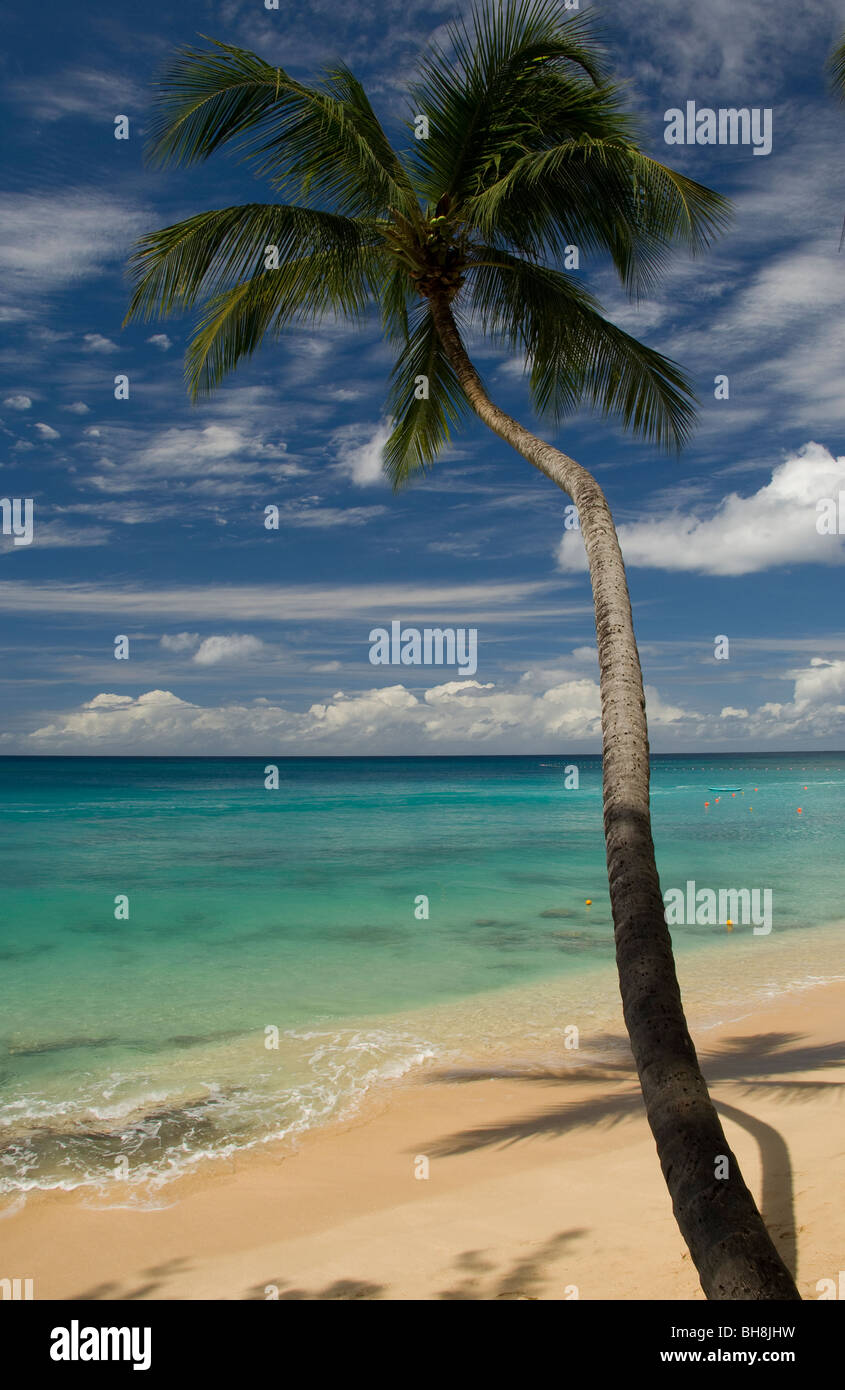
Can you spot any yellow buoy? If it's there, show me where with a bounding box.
[585,899,592,906]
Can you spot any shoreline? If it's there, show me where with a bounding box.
[2,915,843,1202]
[3,965,843,1300]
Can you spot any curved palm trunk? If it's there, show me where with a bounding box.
[429,295,799,1301]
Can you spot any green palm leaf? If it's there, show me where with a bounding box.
[146,37,418,219]
[465,248,695,448]
[125,203,382,322]
[125,3,729,466]
[184,244,381,398]
[409,1,605,207]
[383,304,471,487]
[463,139,731,294]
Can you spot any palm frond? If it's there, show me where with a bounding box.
[124,203,382,324]
[146,38,418,219]
[464,248,696,449]
[383,303,472,487]
[410,1,606,207]
[184,242,380,398]
[463,137,731,295]
[376,261,415,344]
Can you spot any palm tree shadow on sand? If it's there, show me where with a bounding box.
[419,1031,845,1283]
[241,1229,589,1300]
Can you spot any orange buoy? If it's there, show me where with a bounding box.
[585,899,592,906]
[797,807,802,814]
[704,801,710,807]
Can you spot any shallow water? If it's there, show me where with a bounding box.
[0,753,842,1196]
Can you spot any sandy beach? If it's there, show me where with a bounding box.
[3,976,842,1302]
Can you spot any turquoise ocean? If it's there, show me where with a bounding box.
[1,753,842,1201]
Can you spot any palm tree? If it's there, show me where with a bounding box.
[125,0,799,1298]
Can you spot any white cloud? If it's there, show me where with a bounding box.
[608,0,832,99]
[558,443,845,576]
[160,632,201,654]
[0,579,555,621]
[275,500,387,528]
[64,401,90,414]
[792,657,845,706]
[161,631,267,664]
[23,658,687,752]
[142,424,259,469]
[716,659,845,740]
[0,192,147,319]
[3,395,31,410]
[7,68,146,123]
[333,420,391,486]
[192,635,267,665]
[82,333,119,354]
[1,521,110,555]
[85,422,292,494]
[25,648,845,751]
[147,333,173,351]
[33,421,60,440]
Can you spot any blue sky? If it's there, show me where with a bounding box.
[2,0,845,753]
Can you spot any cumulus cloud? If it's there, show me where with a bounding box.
[160,632,267,664]
[147,333,172,351]
[192,635,267,665]
[82,333,119,353]
[64,401,90,414]
[333,420,391,486]
[3,394,31,410]
[723,659,845,739]
[791,657,845,707]
[25,658,688,752]
[558,443,845,576]
[33,422,60,440]
[25,650,845,752]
